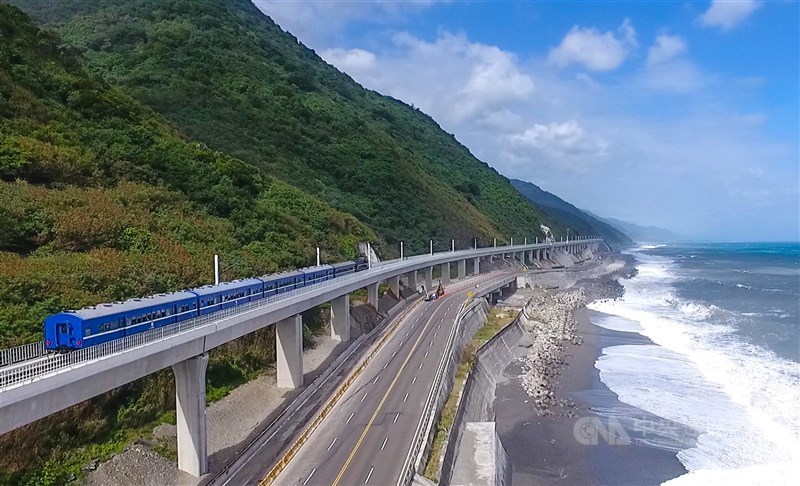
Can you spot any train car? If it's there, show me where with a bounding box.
[299,264,335,287]
[332,261,356,278]
[44,291,198,351]
[262,270,305,297]
[354,256,369,271]
[191,278,265,316]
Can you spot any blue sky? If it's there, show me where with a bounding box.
[253,1,799,241]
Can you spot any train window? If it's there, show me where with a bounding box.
[84,327,91,337]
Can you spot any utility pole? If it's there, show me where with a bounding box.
[451,239,455,252]
[214,255,220,285]
[367,242,372,269]
[430,239,433,256]
[400,241,404,260]
[316,247,320,266]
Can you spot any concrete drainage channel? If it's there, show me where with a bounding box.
[208,294,423,486]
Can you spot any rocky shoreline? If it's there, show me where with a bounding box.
[516,258,632,417]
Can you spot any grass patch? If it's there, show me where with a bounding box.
[423,307,516,481]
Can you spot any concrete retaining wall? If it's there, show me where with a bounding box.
[440,314,524,486]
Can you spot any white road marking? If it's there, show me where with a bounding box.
[381,437,388,451]
[424,351,428,358]
[303,468,317,486]
[327,437,338,451]
[361,392,369,402]
[433,332,437,338]
[418,362,423,370]
[440,317,444,323]
[373,375,379,385]
[429,341,433,347]
[412,376,417,384]
[403,392,409,402]
[346,412,355,424]
[392,351,396,358]
[405,331,410,337]
[365,466,375,484]
[383,362,388,370]
[394,413,400,423]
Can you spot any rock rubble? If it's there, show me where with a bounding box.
[518,288,587,416]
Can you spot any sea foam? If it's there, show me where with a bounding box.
[588,251,800,484]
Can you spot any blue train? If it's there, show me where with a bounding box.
[44,258,368,351]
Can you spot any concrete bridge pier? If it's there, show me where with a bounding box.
[388,275,400,299]
[330,294,350,342]
[473,257,480,275]
[277,315,303,389]
[458,259,466,280]
[406,270,418,291]
[424,266,433,292]
[441,262,451,284]
[172,353,209,477]
[367,282,379,310]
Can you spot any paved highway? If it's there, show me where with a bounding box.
[226,271,512,485]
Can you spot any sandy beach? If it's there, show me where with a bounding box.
[493,270,691,485]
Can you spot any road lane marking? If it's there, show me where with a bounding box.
[383,362,388,370]
[373,375,379,385]
[331,301,445,486]
[303,468,316,486]
[365,466,374,484]
[412,376,417,384]
[381,437,388,451]
[429,341,433,347]
[405,331,410,337]
[392,351,396,358]
[424,351,428,358]
[403,392,409,402]
[361,392,369,403]
[393,413,400,423]
[418,362,423,370]
[346,412,355,424]
[327,438,338,451]
[433,332,437,338]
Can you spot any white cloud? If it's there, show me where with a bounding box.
[321,32,534,122]
[508,120,609,170]
[548,19,638,71]
[647,34,687,65]
[321,48,377,71]
[252,0,442,48]
[699,0,762,30]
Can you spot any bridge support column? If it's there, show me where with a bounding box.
[277,315,303,389]
[330,294,350,342]
[473,257,480,275]
[367,282,379,310]
[458,260,466,280]
[388,275,400,299]
[173,353,209,477]
[424,266,433,292]
[441,262,451,285]
[406,270,418,292]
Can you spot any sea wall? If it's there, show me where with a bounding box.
[440,311,524,486]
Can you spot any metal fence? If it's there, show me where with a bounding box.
[0,341,45,368]
[0,240,599,392]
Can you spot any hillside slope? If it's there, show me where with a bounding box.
[601,217,683,243]
[0,3,374,346]
[11,0,566,252]
[510,179,632,246]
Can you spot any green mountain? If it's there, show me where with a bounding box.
[600,217,682,243]
[0,2,376,345]
[510,179,632,246]
[10,0,566,253]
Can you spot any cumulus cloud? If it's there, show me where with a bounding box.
[508,120,609,170]
[548,19,638,71]
[647,34,687,65]
[699,0,762,30]
[253,0,442,48]
[321,48,377,71]
[321,32,534,122]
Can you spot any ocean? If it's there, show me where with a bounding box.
[588,242,800,485]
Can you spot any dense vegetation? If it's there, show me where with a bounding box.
[11,0,565,254]
[0,5,371,482]
[510,179,632,246]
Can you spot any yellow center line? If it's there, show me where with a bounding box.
[331,293,459,486]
